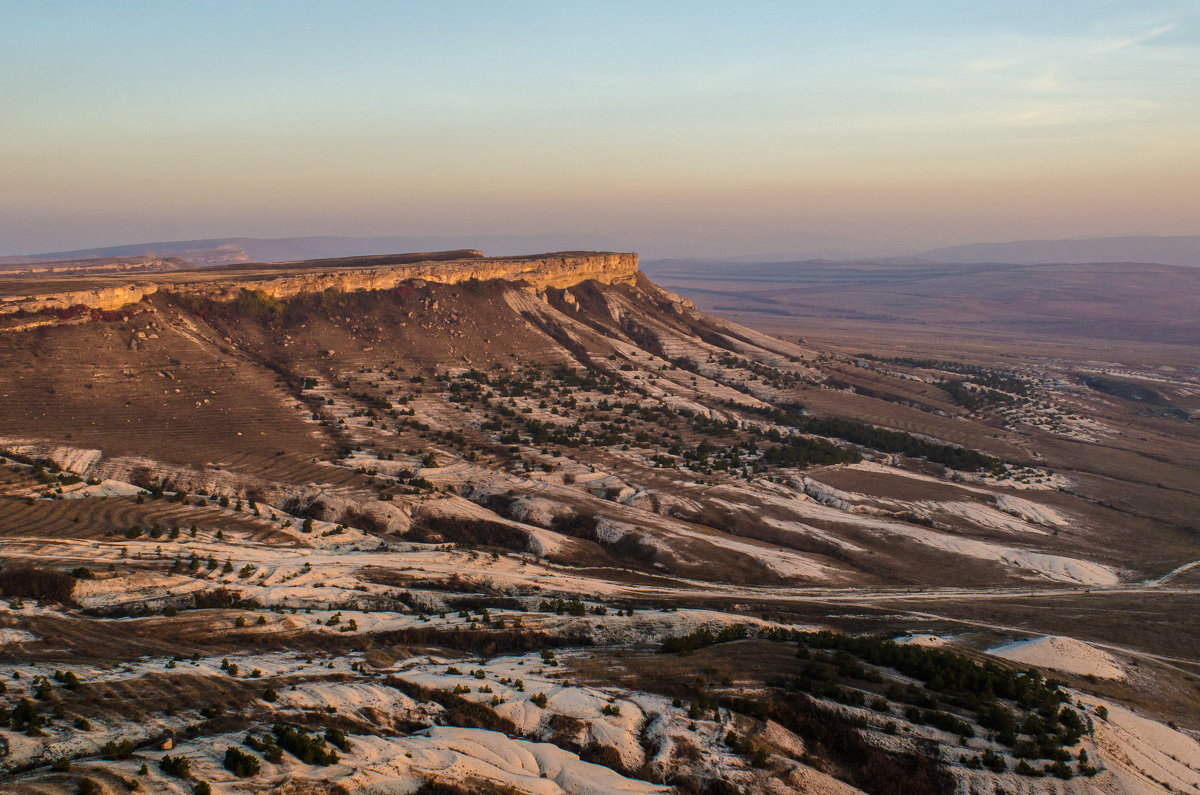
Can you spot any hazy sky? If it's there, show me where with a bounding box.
[2,1,1198,258]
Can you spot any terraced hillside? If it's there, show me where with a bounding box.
[0,252,1198,794]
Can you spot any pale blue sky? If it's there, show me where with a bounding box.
[2,1,1197,257]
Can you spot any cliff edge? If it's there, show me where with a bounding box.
[0,251,638,317]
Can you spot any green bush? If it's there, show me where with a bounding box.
[325,727,352,752]
[658,624,748,655]
[159,754,191,778]
[245,732,285,763]
[745,405,1001,471]
[271,723,339,765]
[981,749,1006,772]
[102,738,135,760]
[224,745,261,777]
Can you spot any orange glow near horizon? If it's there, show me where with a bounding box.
[2,3,1197,257]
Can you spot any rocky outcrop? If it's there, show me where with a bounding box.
[0,284,159,316]
[0,252,638,316]
[0,256,187,278]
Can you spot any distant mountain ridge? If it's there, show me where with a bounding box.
[918,235,1200,268]
[6,233,1197,269]
[4,234,621,267]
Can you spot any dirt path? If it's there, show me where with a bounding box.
[1146,559,1200,587]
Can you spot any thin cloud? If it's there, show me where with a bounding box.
[1088,23,1176,54]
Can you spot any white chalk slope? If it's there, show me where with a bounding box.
[988,636,1125,680]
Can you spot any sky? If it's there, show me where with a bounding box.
[2,1,1198,259]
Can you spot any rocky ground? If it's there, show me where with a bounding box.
[0,254,1197,794]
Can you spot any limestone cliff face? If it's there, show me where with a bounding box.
[0,252,637,316]
[170,252,638,302]
[0,284,159,315]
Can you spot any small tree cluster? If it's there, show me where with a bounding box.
[223,746,261,777]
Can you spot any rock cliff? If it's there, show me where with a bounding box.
[0,284,160,315]
[0,251,638,317]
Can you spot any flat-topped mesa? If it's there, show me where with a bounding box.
[0,251,638,316]
[173,251,639,302]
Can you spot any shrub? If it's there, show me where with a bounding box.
[54,670,81,690]
[102,739,135,760]
[922,709,975,738]
[9,699,42,733]
[750,406,1000,471]
[224,745,261,777]
[981,749,1006,773]
[194,588,236,609]
[1048,760,1073,779]
[271,723,339,765]
[659,624,748,655]
[159,754,191,778]
[1016,759,1039,776]
[244,733,285,763]
[325,727,352,752]
[531,692,548,708]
